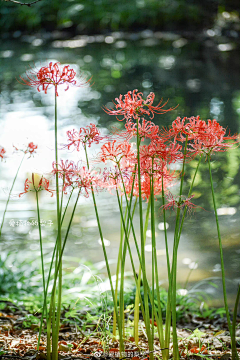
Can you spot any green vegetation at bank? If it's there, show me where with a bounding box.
[0,0,240,36]
[0,250,229,325]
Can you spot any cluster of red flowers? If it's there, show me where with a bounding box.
[103,89,176,120]
[100,89,238,203]
[14,142,38,157]
[52,159,98,197]
[20,62,90,96]
[66,123,103,150]
[18,61,238,207]
[19,175,54,197]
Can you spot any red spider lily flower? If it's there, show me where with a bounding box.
[0,146,6,160]
[119,165,174,200]
[98,140,135,163]
[140,140,183,166]
[26,142,38,155]
[162,116,207,142]
[188,119,239,156]
[74,167,98,197]
[161,193,202,214]
[98,166,125,193]
[124,119,160,141]
[13,142,38,157]
[103,89,175,121]
[19,62,90,96]
[52,160,76,193]
[19,175,54,197]
[66,124,103,151]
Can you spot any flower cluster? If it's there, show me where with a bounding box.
[66,123,103,151]
[19,175,54,197]
[163,116,238,157]
[19,87,238,209]
[20,62,90,96]
[103,89,175,121]
[51,160,97,197]
[14,142,38,157]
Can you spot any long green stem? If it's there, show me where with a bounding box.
[207,155,232,335]
[37,187,75,351]
[35,191,47,321]
[161,174,170,280]
[150,164,165,357]
[136,119,153,358]
[171,137,188,360]
[113,197,125,337]
[150,169,155,349]
[48,187,82,359]
[0,153,25,237]
[115,190,147,326]
[134,199,150,344]
[51,89,62,360]
[84,146,123,353]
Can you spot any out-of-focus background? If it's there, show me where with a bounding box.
[0,0,240,308]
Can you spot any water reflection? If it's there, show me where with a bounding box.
[0,33,239,306]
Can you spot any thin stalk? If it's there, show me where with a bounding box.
[52,89,62,360]
[84,146,123,353]
[171,136,188,360]
[60,174,65,218]
[116,161,162,344]
[113,197,125,337]
[150,170,155,350]
[115,188,166,357]
[161,174,170,280]
[136,118,153,358]
[134,199,151,344]
[113,198,138,337]
[35,191,47,322]
[0,153,25,237]
[119,197,128,340]
[150,165,165,356]
[37,187,75,350]
[48,187,82,358]
[115,189,147,324]
[171,208,181,360]
[207,155,232,335]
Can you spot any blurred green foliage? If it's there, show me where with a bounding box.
[0,0,239,35]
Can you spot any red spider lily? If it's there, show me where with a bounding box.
[161,193,200,214]
[0,146,6,160]
[103,89,175,121]
[119,165,173,200]
[188,119,239,156]
[124,119,160,141]
[99,167,125,193]
[52,160,77,193]
[66,124,103,151]
[19,176,54,197]
[19,62,90,96]
[74,166,98,197]
[13,142,38,157]
[98,140,135,163]
[27,142,38,154]
[140,140,183,166]
[161,116,207,142]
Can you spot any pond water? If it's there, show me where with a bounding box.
[0,31,239,307]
